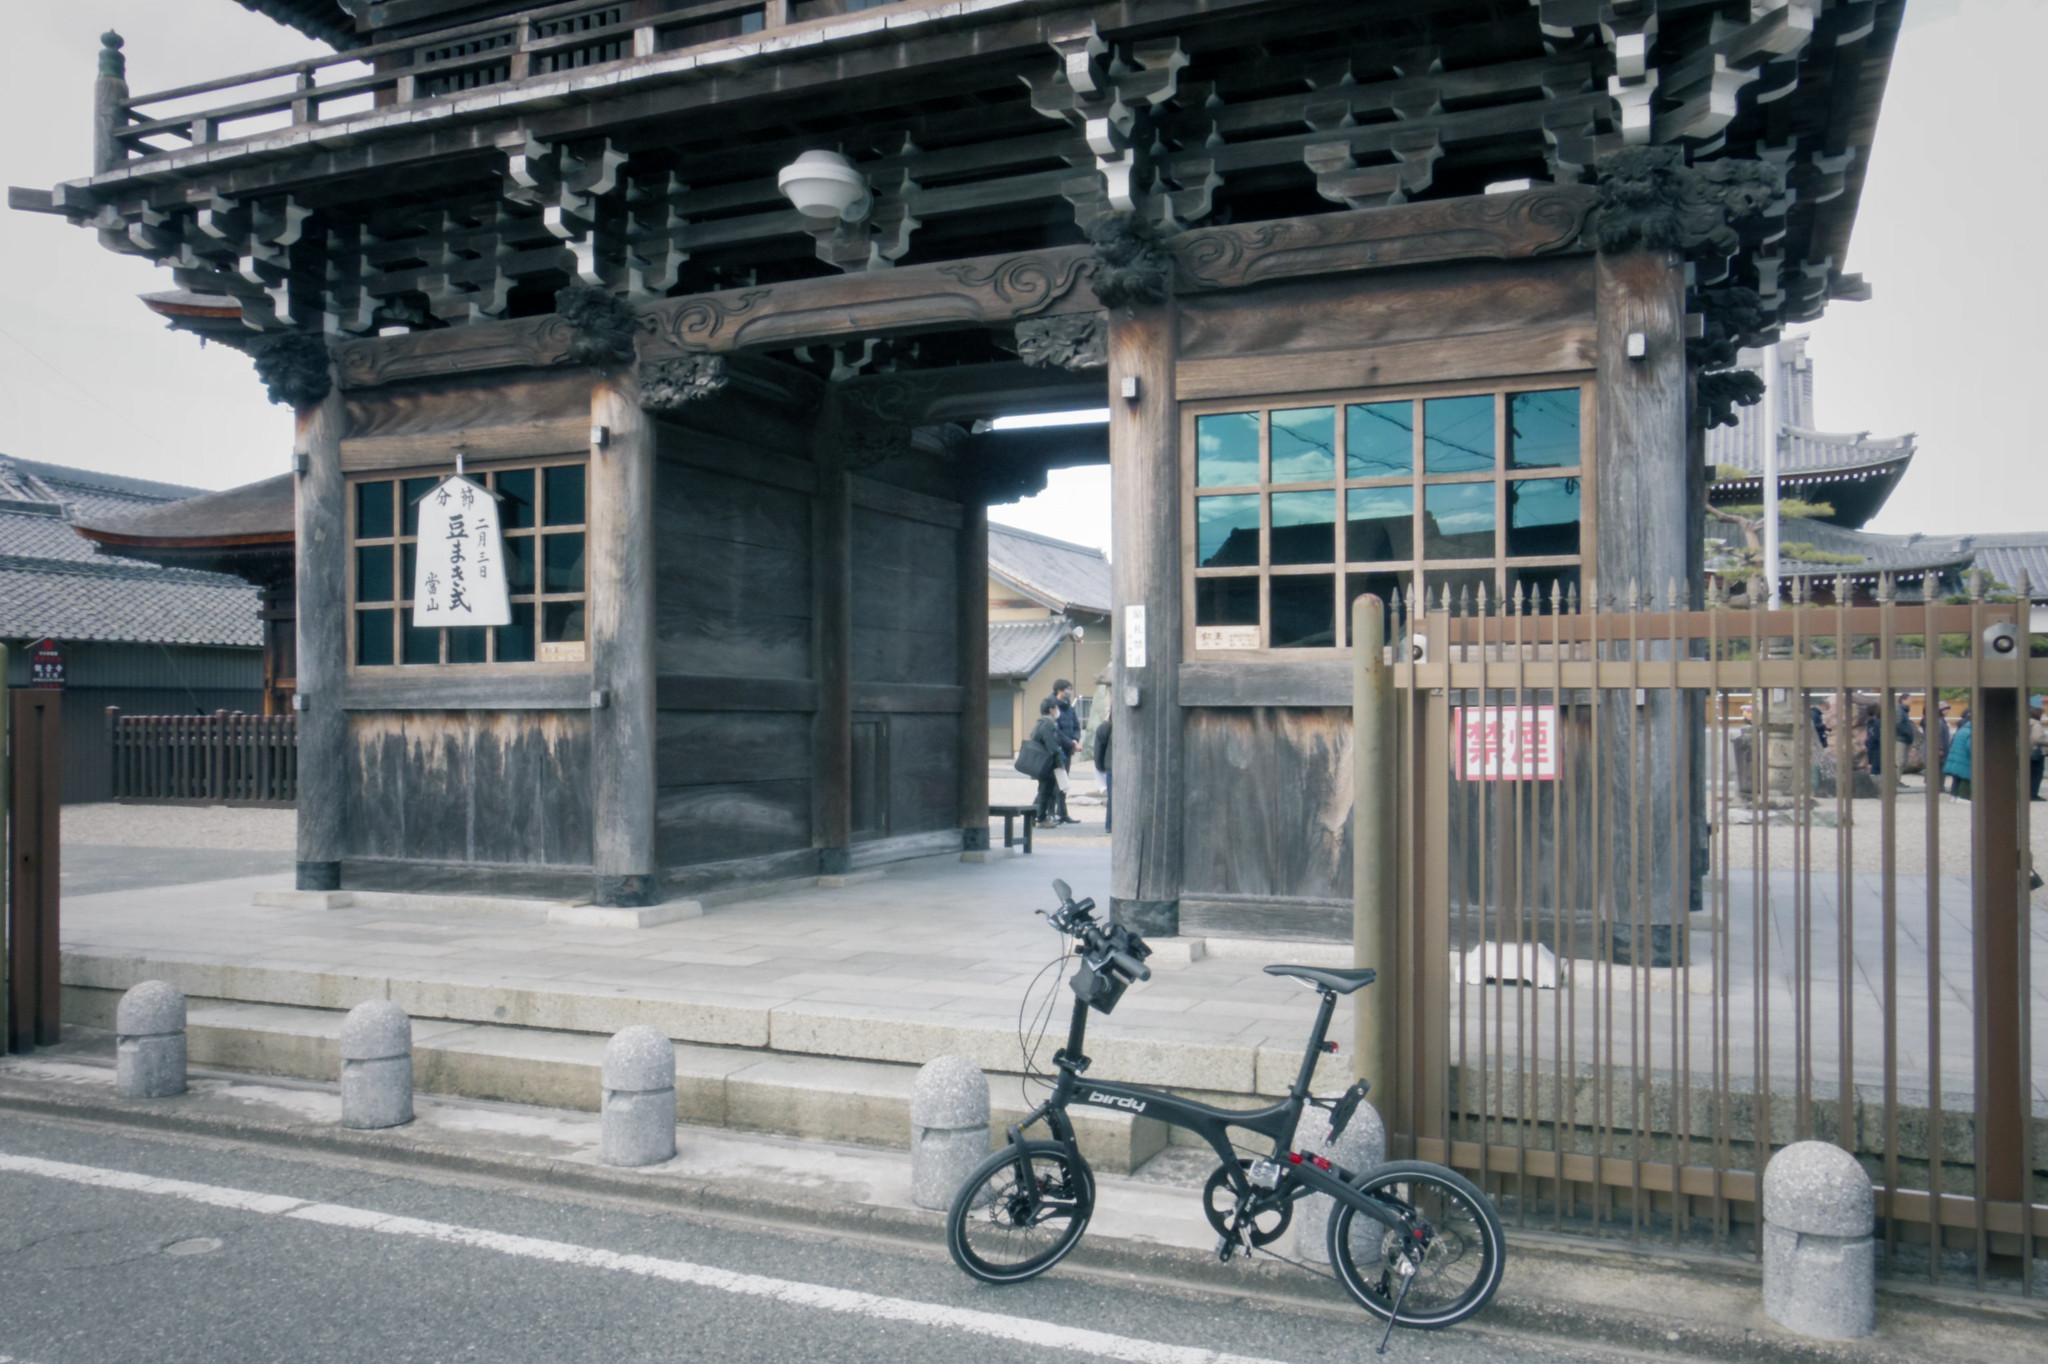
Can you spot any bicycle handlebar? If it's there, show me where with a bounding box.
[1107,948,1151,983]
[1046,882,1151,984]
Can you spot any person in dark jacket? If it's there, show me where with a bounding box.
[1049,679,1082,824]
[1028,698,1063,823]
[1866,699,1915,777]
[1092,714,1112,834]
[1943,709,1973,800]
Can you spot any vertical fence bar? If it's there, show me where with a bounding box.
[1627,584,1646,1240]
[1878,575,1901,1262]
[1921,572,1946,1281]
[2011,570,2035,1294]
[1833,579,1854,1153]
[1669,581,1690,1243]
[1751,578,1771,1260]
[1549,581,1568,1232]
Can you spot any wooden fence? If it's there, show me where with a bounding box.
[106,708,297,805]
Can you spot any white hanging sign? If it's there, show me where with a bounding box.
[411,475,511,628]
[1123,604,1147,669]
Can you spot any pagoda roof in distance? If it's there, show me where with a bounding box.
[236,1,363,48]
[1708,426,1915,531]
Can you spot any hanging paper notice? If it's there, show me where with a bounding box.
[1454,705,1558,781]
[411,474,511,628]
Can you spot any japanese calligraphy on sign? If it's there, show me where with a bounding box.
[1454,705,1558,781]
[411,474,511,628]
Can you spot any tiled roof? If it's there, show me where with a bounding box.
[989,618,1073,680]
[1706,516,1975,586]
[988,522,1111,616]
[0,456,260,648]
[1713,425,1916,478]
[1956,534,2048,600]
[237,0,361,46]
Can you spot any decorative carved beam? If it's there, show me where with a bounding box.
[334,188,1598,389]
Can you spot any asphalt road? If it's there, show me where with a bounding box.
[0,1113,1647,1364]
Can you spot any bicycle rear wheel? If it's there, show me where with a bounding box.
[1327,1160,1503,1330]
[946,1140,1094,1284]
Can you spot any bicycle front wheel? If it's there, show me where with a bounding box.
[946,1140,1094,1284]
[1327,1160,1504,1330]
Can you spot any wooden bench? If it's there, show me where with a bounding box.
[988,804,1037,854]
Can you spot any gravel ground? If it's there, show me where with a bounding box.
[1716,782,2048,891]
[60,802,297,851]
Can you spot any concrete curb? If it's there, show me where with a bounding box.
[0,1066,2038,1363]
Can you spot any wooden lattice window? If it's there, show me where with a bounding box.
[349,461,588,667]
[1184,382,1591,652]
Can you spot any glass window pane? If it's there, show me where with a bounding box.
[447,626,489,663]
[1345,486,1415,562]
[1270,406,1335,483]
[355,481,394,540]
[1269,491,1335,564]
[1196,494,1260,567]
[1423,395,1495,473]
[402,621,440,665]
[356,609,394,666]
[496,601,535,662]
[1508,564,1580,613]
[544,464,586,526]
[1425,567,1498,614]
[496,468,536,529]
[1508,389,1580,468]
[356,545,394,603]
[1424,482,1497,559]
[401,543,416,600]
[1346,401,1414,478]
[1195,412,1259,487]
[1269,575,1335,648]
[1344,572,1413,647]
[544,533,586,593]
[1194,576,1259,627]
[1507,476,1581,557]
[543,600,585,643]
[401,477,438,537]
[504,535,535,593]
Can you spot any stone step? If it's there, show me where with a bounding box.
[62,950,1352,1110]
[66,997,1167,1173]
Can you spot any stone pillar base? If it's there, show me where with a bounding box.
[1112,897,1178,937]
[296,861,341,892]
[594,874,654,908]
[818,846,853,876]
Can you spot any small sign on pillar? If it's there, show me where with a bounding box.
[411,475,511,628]
[28,638,63,689]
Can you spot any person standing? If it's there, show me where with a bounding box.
[2029,701,2045,802]
[1027,698,1063,825]
[1943,708,1973,800]
[1092,713,1113,834]
[1049,678,1082,825]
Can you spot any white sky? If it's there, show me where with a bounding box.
[0,1,2031,551]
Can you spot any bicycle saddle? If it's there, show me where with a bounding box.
[1264,965,1376,993]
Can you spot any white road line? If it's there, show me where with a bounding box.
[0,1153,1292,1364]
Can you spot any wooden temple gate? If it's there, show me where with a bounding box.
[1365,576,2046,1285]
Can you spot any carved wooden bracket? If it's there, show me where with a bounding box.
[1014,313,1107,370]
[639,353,728,410]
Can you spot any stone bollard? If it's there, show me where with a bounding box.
[1762,1141,1876,1340]
[339,1000,414,1130]
[115,981,187,1099]
[1292,1098,1387,1265]
[911,1056,990,1210]
[601,1025,677,1167]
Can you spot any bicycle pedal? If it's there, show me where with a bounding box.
[1214,1234,1235,1263]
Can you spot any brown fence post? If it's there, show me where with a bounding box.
[1352,593,1397,1119]
[8,687,61,1050]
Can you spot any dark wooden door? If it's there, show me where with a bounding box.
[7,689,61,1051]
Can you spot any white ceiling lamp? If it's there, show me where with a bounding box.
[776,150,871,221]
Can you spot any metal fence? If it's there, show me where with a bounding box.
[105,708,297,805]
[1376,571,2044,1290]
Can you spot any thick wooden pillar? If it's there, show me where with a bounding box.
[1594,247,1692,959]
[590,370,659,906]
[1108,302,1183,935]
[957,498,990,850]
[294,371,348,891]
[813,396,853,874]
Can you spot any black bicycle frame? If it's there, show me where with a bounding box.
[1020,983,1411,1235]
